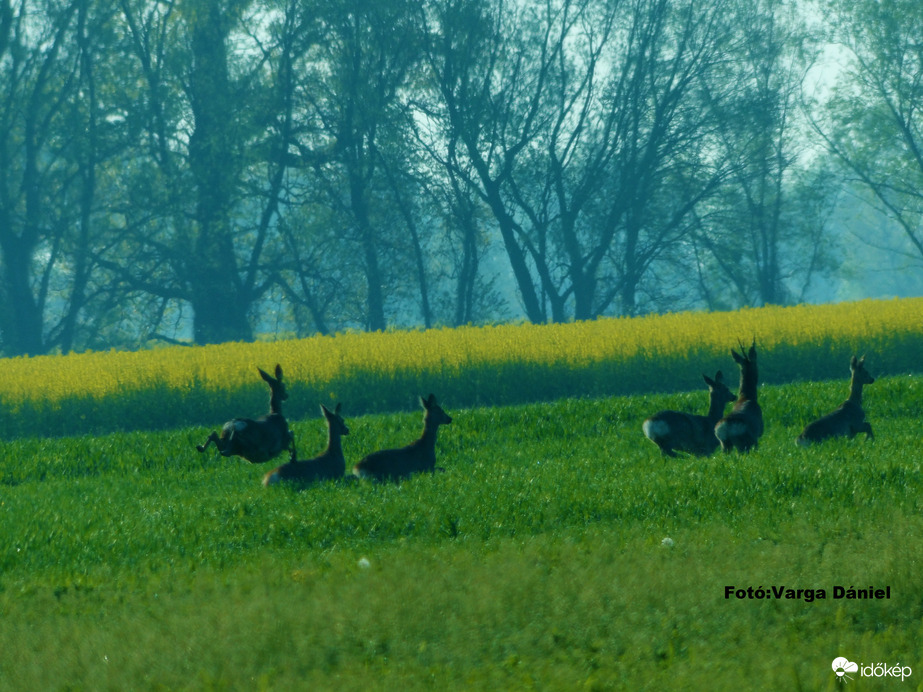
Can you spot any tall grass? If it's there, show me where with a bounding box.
[1,374,921,690]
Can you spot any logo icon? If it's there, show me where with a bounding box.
[832,657,859,683]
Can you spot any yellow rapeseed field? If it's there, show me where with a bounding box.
[1,298,921,438]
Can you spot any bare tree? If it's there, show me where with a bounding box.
[0,0,109,355]
[419,0,735,322]
[104,0,287,345]
[693,0,833,307]
[814,0,923,269]
[274,0,424,332]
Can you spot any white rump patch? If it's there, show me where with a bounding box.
[715,420,746,441]
[642,419,669,441]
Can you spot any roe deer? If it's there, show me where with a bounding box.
[797,355,875,446]
[352,394,452,481]
[642,371,736,457]
[196,364,295,464]
[714,341,764,453]
[263,403,349,486]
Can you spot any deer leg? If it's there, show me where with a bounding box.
[860,422,874,440]
[202,430,237,457]
[196,432,219,453]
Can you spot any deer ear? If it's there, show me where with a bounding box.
[748,342,757,360]
[258,367,272,382]
[731,349,744,365]
[320,403,331,417]
[703,374,715,387]
[335,402,342,415]
[715,370,724,383]
[274,364,283,380]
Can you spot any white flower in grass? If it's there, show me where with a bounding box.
[661,537,674,548]
[357,557,371,569]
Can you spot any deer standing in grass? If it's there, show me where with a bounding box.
[263,404,349,486]
[353,394,452,481]
[642,371,736,457]
[714,341,764,453]
[196,364,295,464]
[797,356,875,446]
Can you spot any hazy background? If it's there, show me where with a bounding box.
[1,0,921,355]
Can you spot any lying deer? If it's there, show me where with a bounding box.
[714,341,764,453]
[353,394,452,481]
[797,356,875,446]
[196,364,295,464]
[642,371,736,457]
[263,403,349,486]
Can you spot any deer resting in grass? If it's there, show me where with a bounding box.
[797,356,875,446]
[714,341,764,453]
[196,364,295,464]
[263,403,349,486]
[352,394,452,481]
[642,371,736,457]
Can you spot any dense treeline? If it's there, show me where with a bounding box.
[1,0,922,355]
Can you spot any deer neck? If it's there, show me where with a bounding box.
[419,417,442,451]
[738,370,758,403]
[706,394,729,423]
[269,393,284,416]
[325,429,344,458]
[847,378,864,407]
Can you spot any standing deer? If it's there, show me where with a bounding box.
[642,371,736,457]
[196,364,295,464]
[263,403,349,486]
[797,356,875,446]
[714,341,764,453]
[353,394,452,481]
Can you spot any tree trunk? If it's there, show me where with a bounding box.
[0,232,44,355]
[186,0,251,344]
[59,0,96,353]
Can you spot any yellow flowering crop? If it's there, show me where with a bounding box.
[1,298,921,438]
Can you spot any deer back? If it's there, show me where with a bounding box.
[797,356,874,445]
[643,372,735,456]
[353,394,452,481]
[264,403,349,486]
[797,403,865,445]
[223,412,293,463]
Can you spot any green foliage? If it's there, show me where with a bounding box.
[1,375,921,689]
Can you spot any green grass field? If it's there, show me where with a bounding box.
[1,375,921,690]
